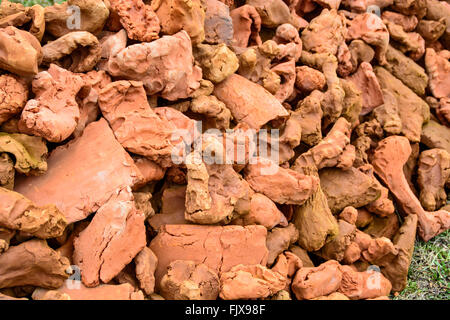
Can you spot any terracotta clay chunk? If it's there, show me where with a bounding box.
[149,224,268,289]
[214,74,289,130]
[0,239,69,289]
[372,136,450,241]
[73,188,146,287]
[15,119,143,224]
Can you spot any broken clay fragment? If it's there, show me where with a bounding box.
[0,239,69,289]
[111,0,160,42]
[0,132,47,175]
[219,264,286,300]
[0,154,14,190]
[98,80,174,167]
[194,43,239,83]
[233,193,288,230]
[0,74,27,125]
[347,62,383,115]
[18,64,84,143]
[320,167,381,214]
[244,157,319,205]
[153,0,205,44]
[425,48,450,99]
[73,188,146,287]
[160,260,220,300]
[0,187,66,239]
[0,26,42,76]
[372,136,450,241]
[266,223,298,265]
[246,0,291,28]
[338,265,392,300]
[214,74,289,129]
[149,224,268,288]
[375,67,429,143]
[106,31,202,101]
[15,119,143,224]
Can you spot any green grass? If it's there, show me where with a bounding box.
[7,0,65,7]
[394,229,449,300]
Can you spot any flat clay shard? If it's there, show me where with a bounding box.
[295,66,326,95]
[0,239,70,289]
[0,74,28,125]
[160,260,220,300]
[230,4,262,48]
[190,95,232,130]
[73,188,146,287]
[18,64,84,143]
[111,0,160,42]
[372,89,402,136]
[98,80,174,167]
[219,264,286,300]
[374,67,429,143]
[149,224,268,288]
[417,149,450,211]
[0,26,42,76]
[44,0,110,38]
[385,21,425,62]
[0,3,45,41]
[32,281,144,300]
[15,119,143,224]
[426,0,450,47]
[372,136,450,241]
[214,74,288,129]
[0,187,66,239]
[42,31,101,73]
[148,186,188,230]
[106,31,202,101]
[135,247,158,296]
[301,8,346,56]
[425,48,450,99]
[317,219,356,262]
[0,132,47,175]
[244,157,319,205]
[204,0,233,45]
[152,0,205,44]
